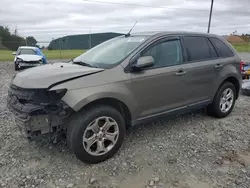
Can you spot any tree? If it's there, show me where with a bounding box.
[26,36,37,46]
[0,25,26,50]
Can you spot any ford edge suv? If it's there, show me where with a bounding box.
[7,31,242,164]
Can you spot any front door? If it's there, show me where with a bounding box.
[129,37,189,119]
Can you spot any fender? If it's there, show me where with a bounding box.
[213,63,241,97]
[57,84,138,120]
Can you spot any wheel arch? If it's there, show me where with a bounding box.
[218,76,240,99]
[79,97,132,129]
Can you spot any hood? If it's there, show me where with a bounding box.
[12,63,104,89]
[16,54,43,61]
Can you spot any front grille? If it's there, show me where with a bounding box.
[8,85,45,118]
[7,85,72,138]
[22,61,40,64]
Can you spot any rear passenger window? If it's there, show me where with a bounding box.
[209,38,234,57]
[183,36,212,61]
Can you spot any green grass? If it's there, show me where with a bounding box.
[0,49,85,62]
[43,50,85,60]
[231,43,250,52]
[0,50,15,61]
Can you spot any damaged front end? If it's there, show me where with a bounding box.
[7,84,72,138]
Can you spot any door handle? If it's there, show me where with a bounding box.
[215,64,223,69]
[175,70,186,76]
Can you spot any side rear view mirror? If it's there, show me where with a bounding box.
[132,56,155,70]
[12,52,16,56]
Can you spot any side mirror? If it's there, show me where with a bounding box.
[132,56,155,70]
[12,52,16,56]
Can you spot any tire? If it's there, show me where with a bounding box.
[14,63,19,71]
[67,105,126,164]
[207,82,236,118]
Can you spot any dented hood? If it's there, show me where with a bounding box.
[16,54,43,61]
[12,63,104,89]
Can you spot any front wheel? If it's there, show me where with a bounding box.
[207,82,236,118]
[14,62,19,71]
[67,105,126,164]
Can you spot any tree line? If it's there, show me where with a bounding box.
[0,25,37,51]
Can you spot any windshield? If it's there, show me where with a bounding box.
[18,49,36,55]
[73,36,148,69]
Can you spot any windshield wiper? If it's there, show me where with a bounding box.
[71,59,98,68]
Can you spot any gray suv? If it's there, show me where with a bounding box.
[7,32,241,164]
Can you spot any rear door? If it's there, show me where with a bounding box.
[180,36,219,104]
[208,37,241,89]
[209,37,237,70]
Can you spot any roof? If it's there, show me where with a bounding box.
[131,31,219,37]
[59,32,124,39]
[18,46,38,50]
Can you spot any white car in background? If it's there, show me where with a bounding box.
[12,46,47,71]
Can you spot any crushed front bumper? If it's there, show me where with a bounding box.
[16,60,42,69]
[7,85,72,138]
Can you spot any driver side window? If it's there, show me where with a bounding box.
[142,39,183,68]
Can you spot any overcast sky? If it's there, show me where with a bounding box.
[1,0,250,45]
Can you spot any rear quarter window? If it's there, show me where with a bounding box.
[209,38,234,58]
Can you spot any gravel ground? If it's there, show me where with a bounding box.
[239,53,250,62]
[1,55,250,188]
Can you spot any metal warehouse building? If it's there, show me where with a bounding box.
[48,32,124,50]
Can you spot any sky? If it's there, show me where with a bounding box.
[0,0,250,45]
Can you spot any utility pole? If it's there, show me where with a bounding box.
[89,29,92,49]
[207,0,214,33]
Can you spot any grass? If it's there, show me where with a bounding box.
[231,43,250,53]
[0,50,13,61]
[0,43,250,62]
[43,50,85,60]
[0,49,85,62]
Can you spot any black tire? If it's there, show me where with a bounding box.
[67,105,126,164]
[15,62,19,71]
[207,82,236,118]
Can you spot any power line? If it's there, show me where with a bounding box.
[82,0,250,14]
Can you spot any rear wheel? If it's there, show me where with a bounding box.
[207,82,236,118]
[67,105,126,164]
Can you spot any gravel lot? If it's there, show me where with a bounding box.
[1,54,250,188]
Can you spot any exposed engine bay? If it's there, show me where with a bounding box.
[7,62,105,140]
[7,84,72,138]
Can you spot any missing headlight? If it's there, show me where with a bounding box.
[16,58,22,62]
[55,89,67,99]
[38,89,67,105]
